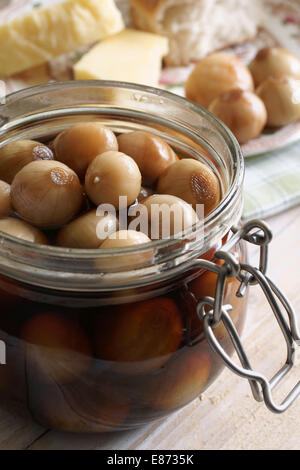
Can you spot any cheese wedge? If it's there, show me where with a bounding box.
[0,0,124,77]
[73,29,169,87]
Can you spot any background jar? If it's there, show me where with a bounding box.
[0,81,246,432]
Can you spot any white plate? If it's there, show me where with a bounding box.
[159,0,300,157]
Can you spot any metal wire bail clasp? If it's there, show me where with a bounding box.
[197,220,300,414]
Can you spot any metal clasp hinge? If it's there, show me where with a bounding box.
[196,219,300,414]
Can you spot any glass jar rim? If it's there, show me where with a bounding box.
[0,80,244,290]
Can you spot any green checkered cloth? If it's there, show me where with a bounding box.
[242,141,300,220]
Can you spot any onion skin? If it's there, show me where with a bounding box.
[117,131,178,186]
[11,160,83,228]
[0,217,49,244]
[54,122,118,178]
[93,297,183,375]
[100,230,151,249]
[185,52,254,108]
[99,230,152,270]
[249,47,300,87]
[256,75,300,127]
[85,151,142,209]
[209,89,267,144]
[0,140,53,184]
[56,209,119,249]
[0,180,12,217]
[157,159,221,216]
[138,194,199,240]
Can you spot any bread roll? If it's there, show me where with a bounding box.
[130,0,263,66]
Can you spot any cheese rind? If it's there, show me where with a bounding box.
[73,29,169,87]
[0,0,124,77]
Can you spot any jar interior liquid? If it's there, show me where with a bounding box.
[0,243,247,432]
[0,82,245,432]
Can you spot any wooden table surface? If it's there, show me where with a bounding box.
[0,204,299,451]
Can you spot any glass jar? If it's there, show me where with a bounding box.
[0,82,297,432]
